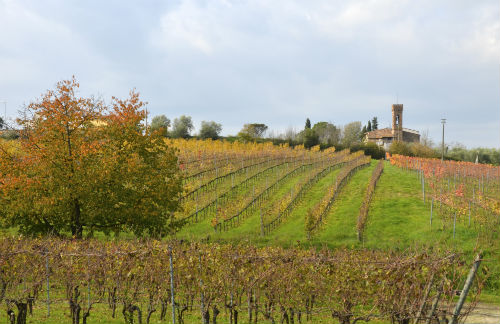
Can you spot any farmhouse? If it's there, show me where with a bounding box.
[365,104,420,150]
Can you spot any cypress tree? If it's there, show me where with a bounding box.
[305,118,311,129]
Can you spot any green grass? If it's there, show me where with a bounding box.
[175,160,499,298]
[176,160,496,254]
[207,171,307,241]
[312,160,377,247]
[364,162,483,252]
[177,166,305,241]
[3,157,500,324]
[22,300,395,324]
[186,160,378,248]
[263,166,345,245]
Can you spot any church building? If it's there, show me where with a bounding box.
[365,104,420,150]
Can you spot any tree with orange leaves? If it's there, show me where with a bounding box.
[0,78,183,238]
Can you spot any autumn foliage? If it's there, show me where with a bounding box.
[389,154,500,239]
[0,237,480,324]
[0,78,183,238]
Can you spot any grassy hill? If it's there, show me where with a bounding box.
[177,160,489,252]
[177,158,499,297]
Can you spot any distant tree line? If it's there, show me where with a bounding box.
[147,114,382,159]
[81,112,500,165]
[150,114,222,140]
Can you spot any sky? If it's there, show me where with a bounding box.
[0,0,499,148]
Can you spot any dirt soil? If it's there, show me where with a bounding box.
[463,303,500,324]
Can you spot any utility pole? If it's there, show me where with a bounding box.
[441,119,446,161]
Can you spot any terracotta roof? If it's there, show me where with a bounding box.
[366,128,393,139]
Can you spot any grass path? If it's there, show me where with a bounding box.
[177,164,319,241]
[363,161,481,252]
[263,167,344,246]
[205,170,308,242]
[312,160,377,247]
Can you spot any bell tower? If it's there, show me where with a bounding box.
[392,104,403,142]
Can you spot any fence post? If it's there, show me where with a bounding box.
[422,176,425,202]
[87,257,91,311]
[430,198,434,227]
[45,251,50,317]
[260,209,264,236]
[449,254,482,324]
[199,254,206,324]
[453,213,457,239]
[468,202,471,226]
[169,246,176,324]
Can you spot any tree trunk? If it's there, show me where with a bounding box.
[146,307,155,324]
[109,287,117,318]
[72,199,83,238]
[15,302,27,324]
[122,304,133,324]
[280,307,289,324]
[203,309,210,324]
[27,296,34,315]
[160,300,167,321]
[247,292,252,324]
[253,301,258,324]
[82,310,91,324]
[132,305,142,324]
[72,303,81,324]
[177,305,188,324]
[123,303,142,324]
[212,305,220,324]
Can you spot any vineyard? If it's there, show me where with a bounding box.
[389,155,500,242]
[171,140,499,251]
[0,238,484,324]
[1,138,499,324]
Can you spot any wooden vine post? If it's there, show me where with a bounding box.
[169,245,176,324]
[260,209,264,236]
[45,250,50,317]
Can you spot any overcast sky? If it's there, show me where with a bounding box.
[1,0,499,148]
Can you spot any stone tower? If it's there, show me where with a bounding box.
[391,104,403,142]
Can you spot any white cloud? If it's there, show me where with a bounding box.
[454,8,500,64]
[0,0,498,147]
[155,1,215,54]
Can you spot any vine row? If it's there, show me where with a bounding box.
[305,155,372,236]
[262,150,353,235]
[356,159,384,241]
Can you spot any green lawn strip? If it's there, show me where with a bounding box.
[211,170,308,242]
[264,167,343,246]
[363,162,482,252]
[312,160,377,247]
[22,298,393,324]
[176,163,297,239]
